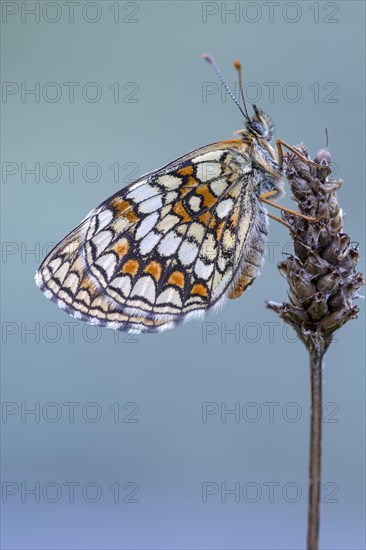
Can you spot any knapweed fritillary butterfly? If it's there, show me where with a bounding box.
[35,55,314,333]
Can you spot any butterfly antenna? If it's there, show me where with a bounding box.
[202,53,250,121]
[232,59,250,121]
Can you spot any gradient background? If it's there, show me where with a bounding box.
[1,1,365,548]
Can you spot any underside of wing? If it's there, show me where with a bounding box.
[36,141,267,332]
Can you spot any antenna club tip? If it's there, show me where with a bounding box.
[233,59,241,70]
[202,53,214,63]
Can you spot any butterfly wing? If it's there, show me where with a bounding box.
[36,140,268,332]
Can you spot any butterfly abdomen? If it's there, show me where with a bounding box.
[229,202,268,300]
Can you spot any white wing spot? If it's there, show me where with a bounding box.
[139,231,161,255]
[189,196,201,212]
[196,162,221,183]
[139,195,163,214]
[194,259,214,280]
[165,191,179,203]
[64,273,79,294]
[127,183,157,203]
[216,199,234,219]
[157,175,182,189]
[54,262,70,284]
[178,241,199,266]
[95,253,117,280]
[156,288,182,307]
[212,270,232,299]
[201,234,216,260]
[156,214,180,233]
[192,151,223,163]
[223,229,235,249]
[48,258,62,273]
[211,178,229,197]
[187,222,205,243]
[135,212,159,240]
[97,209,113,231]
[131,276,156,303]
[217,251,228,271]
[111,275,132,297]
[92,230,113,256]
[158,232,182,256]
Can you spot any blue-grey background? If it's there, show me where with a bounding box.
[1,1,365,549]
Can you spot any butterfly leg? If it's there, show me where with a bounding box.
[276,139,318,171]
[267,212,291,229]
[259,190,318,221]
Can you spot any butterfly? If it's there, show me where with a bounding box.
[35,54,314,333]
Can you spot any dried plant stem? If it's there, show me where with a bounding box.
[307,350,323,550]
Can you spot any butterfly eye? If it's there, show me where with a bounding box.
[250,120,265,135]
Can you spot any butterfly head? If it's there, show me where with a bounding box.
[247,104,274,142]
